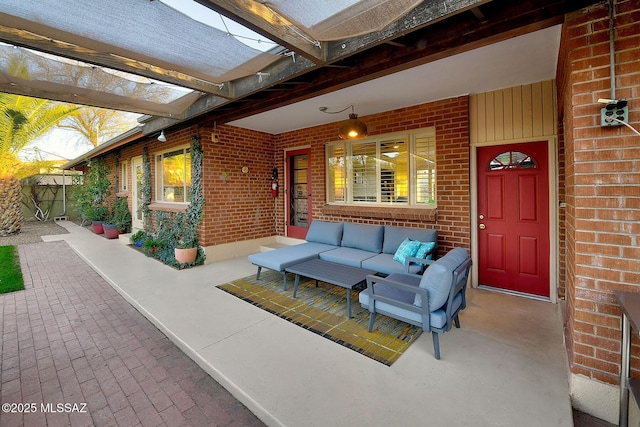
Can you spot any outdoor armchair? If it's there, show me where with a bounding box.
[359,248,472,359]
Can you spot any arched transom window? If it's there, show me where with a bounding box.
[488,151,537,170]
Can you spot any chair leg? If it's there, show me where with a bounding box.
[367,312,377,332]
[454,315,461,328]
[256,266,262,280]
[283,272,288,291]
[432,332,441,360]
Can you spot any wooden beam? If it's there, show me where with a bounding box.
[324,0,492,62]
[471,7,487,21]
[0,81,183,118]
[229,55,317,100]
[194,0,325,64]
[0,25,234,97]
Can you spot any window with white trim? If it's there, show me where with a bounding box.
[155,147,191,203]
[326,128,436,206]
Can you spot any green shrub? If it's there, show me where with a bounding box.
[73,159,112,223]
[130,230,147,244]
[112,197,132,233]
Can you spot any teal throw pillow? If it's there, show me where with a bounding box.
[392,238,421,265]
[416,241,436,259]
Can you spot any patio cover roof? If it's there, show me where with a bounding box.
[0,0,602,137]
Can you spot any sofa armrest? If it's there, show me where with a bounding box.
[403,255,436,274]
[364,274,430,317]
[404,244,438,274]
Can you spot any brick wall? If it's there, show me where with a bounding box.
[199,125,277,246]
[274,96,471,254]
[118,125,279,247]
[108,96,470,257]
[559,0,640,385]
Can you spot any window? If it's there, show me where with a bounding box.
[120,161,129,192]
[488,151,537,170]
[326,129,436,206]
[155,147,191,203]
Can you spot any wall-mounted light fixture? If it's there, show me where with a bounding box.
[212,121,220,143]
[157,130,167,142]
[319,105,368,139]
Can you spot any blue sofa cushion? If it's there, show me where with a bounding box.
[319,247,377,268]
[341,223,384,253]
[416,241,436,259]
[415,248,469,311]
[305,220,343,246]
[382,226,438,254]
[248,242,337,271]
[370,280,417,304]
[362,254,424,275]
[392,238,421,265]
[359,285,461,330]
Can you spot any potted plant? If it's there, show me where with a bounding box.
[87,205,109,234]
[73,159,112,233]
[173,135,205,266]
[102,216,120,239]
[142,238,163,256]
[174,214,199,264]
[112,197,132,234]
[130,230,147,247]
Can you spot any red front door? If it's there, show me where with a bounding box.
[286,149,312,239]
[477,142,550,297]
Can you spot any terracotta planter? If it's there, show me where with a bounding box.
[175,247,198,264]
[92,221,104,234]
[103,224,120,239]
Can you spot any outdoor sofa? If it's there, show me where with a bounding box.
[248,220,438,289]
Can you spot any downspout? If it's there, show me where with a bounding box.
[61,169,66,216]
[603,0,640,137]
[608,0,616,100]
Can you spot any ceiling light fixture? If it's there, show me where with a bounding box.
[319,105,368,140]
[157,130,166,142]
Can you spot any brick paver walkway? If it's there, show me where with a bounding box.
[0,241,264,427]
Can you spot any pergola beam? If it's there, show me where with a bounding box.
[143,54,318,132]
[0,25,233,98]
[194,0,325,64]
[324,0,491,62]
[0,81,183,118]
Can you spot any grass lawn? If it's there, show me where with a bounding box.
[0,245,25,294]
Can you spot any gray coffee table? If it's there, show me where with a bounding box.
[285,258,376,318]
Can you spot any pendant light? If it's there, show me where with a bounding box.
[320,105,368,140]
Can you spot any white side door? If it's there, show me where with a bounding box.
[131,157,145,230]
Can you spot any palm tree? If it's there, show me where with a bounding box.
[0,94,77,235]
[58,107,139,148]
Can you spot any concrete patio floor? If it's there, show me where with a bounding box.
[4,221,575,426]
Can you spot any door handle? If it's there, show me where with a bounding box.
[479,224,486,230]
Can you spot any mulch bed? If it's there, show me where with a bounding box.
[0,220,69,246]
